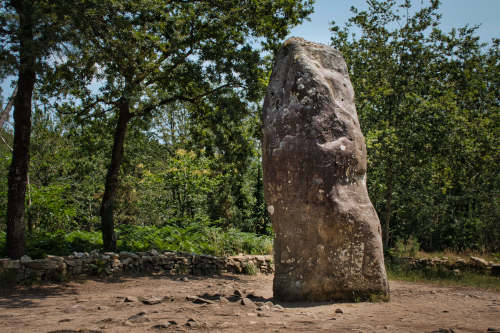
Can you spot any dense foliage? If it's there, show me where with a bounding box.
[1,0,498,258]
[0,225,273,259]
[331,0,499,252]
[1,0,312,256]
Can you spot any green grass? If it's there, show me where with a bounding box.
[387,262,500,292]
[243,261,258,275]
[0,225,273,259]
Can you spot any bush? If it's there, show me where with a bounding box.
[116,225,273,256]
[389,235,420,258]
[0,231,5,257]
[0,225,273,259]
[244,261,258,275]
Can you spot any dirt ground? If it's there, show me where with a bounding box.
[0,273,499,333]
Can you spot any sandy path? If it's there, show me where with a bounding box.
[0,274,498,333]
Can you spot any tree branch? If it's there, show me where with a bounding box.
[136,83,234,118]
[0,84,17,129]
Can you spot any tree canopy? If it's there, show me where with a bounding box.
[331,0,499,251]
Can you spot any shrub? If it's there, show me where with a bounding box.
[389,235,420,258]
[244,261,258,275]
[0,231,5,257]
[0,225,273,259]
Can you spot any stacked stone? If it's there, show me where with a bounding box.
[0,252,274,285]
[392,256,500,275]
[225,255,274,274]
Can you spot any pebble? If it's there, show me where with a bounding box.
[185,318,203,328]
[241,298,255,306]
[124,296,138,303]
[58,319,72,323]
[128,312,150,324]
[335,308,343,314]
[151,323,168,330]
[272,304,284,311]
[140,296,163,305]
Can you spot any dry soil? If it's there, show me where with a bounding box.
[0,273,499,333]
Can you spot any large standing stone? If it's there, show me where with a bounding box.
[262,38,389,302]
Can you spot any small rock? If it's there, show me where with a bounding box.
[241,298,254,306]
[272,304,284,311]
[97,306,107,310]
[128,311,150,324]
[246,289,256,297]
[20,255,32,263]
[58,319,72,323]
[124,296,138,303]
[257,312,271,317]
[151,324,168,330]
[186,295,214,304]
[233,289,243,297]
[47,329,102,333]
[431,329,455,333]
[139,296,163,305]
[185,318,200,327]
[97,318,115,324]
[470,256,489,268]
[335,308,343,314]
[181,277,189,282]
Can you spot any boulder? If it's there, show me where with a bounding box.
[262,37,389,301]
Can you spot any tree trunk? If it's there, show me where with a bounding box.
[6,1,36,259]
[383,161,393,250]
[100,101,131,251]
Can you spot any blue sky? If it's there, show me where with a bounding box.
[289,0,500,45]
[1,0,499,102]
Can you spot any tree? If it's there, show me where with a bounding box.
[331,0,499,251]
[0,0,80,258]
[48,0,314,251]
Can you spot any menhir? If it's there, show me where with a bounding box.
[262,37,389,301]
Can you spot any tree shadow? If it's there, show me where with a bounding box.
[75,272,246,284]
[0,283,79,309]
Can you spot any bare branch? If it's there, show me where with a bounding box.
[0,133,13,151]
[0,84,17,129]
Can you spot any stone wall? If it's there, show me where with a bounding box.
[2,251,497,286]
[0,251,273,285]
[390,256,500,276]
